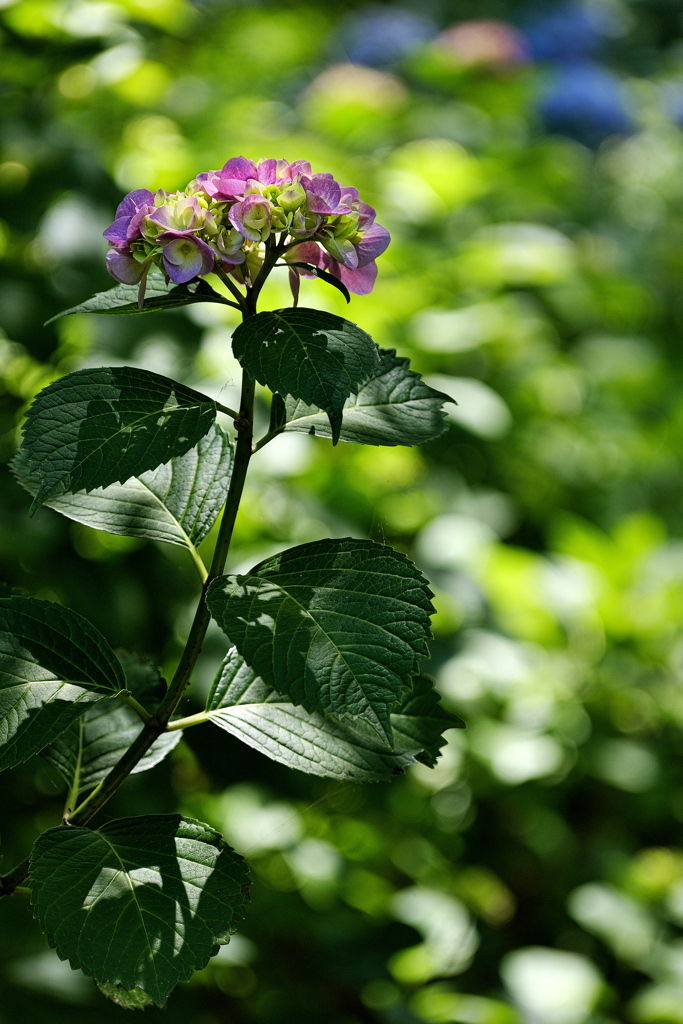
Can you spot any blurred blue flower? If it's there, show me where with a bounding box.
[522,2,606,62]
[539,61,634,148]
[660,82,683,127]
[338,5,436,67]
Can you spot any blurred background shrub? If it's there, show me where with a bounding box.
[4,1,683,1021]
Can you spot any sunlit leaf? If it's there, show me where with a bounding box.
[206,648,461,780]
[13,423,231,550]
[20,366,217,513]
[0,594,123,770]
[206,538,434,744]
[231,307,379,443]
[30,814,250,1006]
[42,657,181,796]
[284,348,452,446]
[45,275,231,324]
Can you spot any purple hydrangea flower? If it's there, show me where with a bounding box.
[160,233,215,283]
[147,195,207,235]
[103,189,155,246]
[228,194,272,242]
[103,155,390,300]
[105,247,147,284]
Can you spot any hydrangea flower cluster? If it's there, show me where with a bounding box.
[103,157,390,298]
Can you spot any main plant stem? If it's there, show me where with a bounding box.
[67,367,255,829]
[0,271,267,897]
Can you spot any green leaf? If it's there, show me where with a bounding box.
[29,814,250,1006]
[0,594,124,769]
[45,275,231,324]
[206,538,434,744]
[340,673,465,768]
[205,648,460,781]
[284,348,452,447]
[42,657,181,795]
[20,366,217,514]
[13,423,231,551]
[231,307,380,443]
[116,652,167,710]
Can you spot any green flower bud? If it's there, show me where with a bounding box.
[270,206,291,231]
[331,212,360,240]
[277,184,306,212]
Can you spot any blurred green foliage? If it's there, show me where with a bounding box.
[5,0,683,1021]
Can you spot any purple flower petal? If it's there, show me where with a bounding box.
[127,205,153,240]
[340,185,360,207]
[287,159,313,180]
[288,266,301,304]
[103,217,131,246]
[357,200,376,231]
[222,156,259,181]
[286,241,324,274]
[228,194,271,241]
[115,189,155,221]
[148,196,203,233]
[162,234,214,283]
[104,190,154,245]
[355,222,390,266]
[256,159,278,184]
[300,174,346,215]
[324,254,378,295]
[106,248,146,284]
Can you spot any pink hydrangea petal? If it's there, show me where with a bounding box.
[286,241,324,272]
[256,158,278,184]
[301,174,343,215]
[287,159,313,179]
[324,255,378,295]
[222,156,258,181]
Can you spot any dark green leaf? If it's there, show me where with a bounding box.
[287,262,352,304]
[42,658,181,796]
[14,423,231,550]
[45,275,231,324]
[231,308,379,443]
[20,366,217,513]
[205,648,458,781]
[206,538,434,744]
[340,673,465,769]
[285,348,452,447]
[30,814,250,1006]
[116,652,167,711]
[0,595,123,769]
